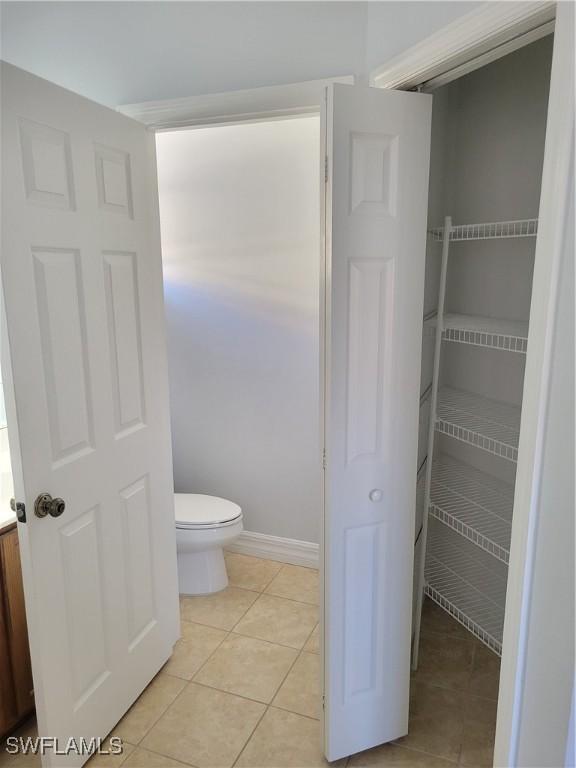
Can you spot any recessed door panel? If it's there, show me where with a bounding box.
[19,119,75,210]
[94,144,134,218]
[60,508,110,710]
[103,251,146,437]
[343,522,385,699]
[120,476,156,651]
[346,258,394,465]
[33,247,94,466]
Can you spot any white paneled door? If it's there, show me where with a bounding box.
[1,63,178,766]
[321,84,432,761]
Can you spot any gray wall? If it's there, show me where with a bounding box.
[156,117,321,543]
[420,36,553,486]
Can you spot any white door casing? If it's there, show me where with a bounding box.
[1,63,179,766]
[321,83,432,761]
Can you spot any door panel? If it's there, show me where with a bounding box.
[1,63,178,766]
[322,83,432,761]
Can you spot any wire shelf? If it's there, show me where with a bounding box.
[430,455,514,563]
[425,314,529,353]
[436,387,521,462]
[425,519,507,654]
[428,218,538,241]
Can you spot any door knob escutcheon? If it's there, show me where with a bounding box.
[34,493,66,519]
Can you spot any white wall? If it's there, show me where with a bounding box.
[0,1,478,107]
[156,117,321,543]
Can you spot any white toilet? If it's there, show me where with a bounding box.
[175,493,243,595]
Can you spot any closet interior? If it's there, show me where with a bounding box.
[414,34,554,662]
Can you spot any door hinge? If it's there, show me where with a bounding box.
[324,156,328,183]
[322,449,327,470]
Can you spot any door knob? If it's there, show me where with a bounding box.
[34,493,66,519]
[369,489,383,502]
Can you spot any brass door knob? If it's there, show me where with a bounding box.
[34,493,66,519]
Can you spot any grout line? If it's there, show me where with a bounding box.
[388,742,460,765]
[124,744,199,768]
[230,699,269,768]
[246,588,320,608]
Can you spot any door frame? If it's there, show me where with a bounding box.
[369,0,555,90]
[371,3,574,765]
[118,76,354,130]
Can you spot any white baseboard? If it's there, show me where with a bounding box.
[227,530,319,569]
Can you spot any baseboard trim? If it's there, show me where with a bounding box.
[227,531,319,568]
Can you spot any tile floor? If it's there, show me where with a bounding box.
[0,554,500,767]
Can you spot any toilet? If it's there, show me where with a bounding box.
[175,493,243,595]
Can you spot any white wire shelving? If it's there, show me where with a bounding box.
[428,218,538,242]
[436,387,521,462]
[430,454,514,563]
[424,519,508,655]
[425,313,529,353]
[412,213,534,668]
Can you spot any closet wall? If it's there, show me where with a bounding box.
[415,36,554,644]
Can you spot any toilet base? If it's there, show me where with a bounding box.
[178,547,228,595]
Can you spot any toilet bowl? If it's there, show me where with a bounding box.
[175,493,243,595]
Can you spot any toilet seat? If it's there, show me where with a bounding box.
[174,493,242,530]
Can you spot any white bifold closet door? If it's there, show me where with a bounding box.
[321,83,432,761]
[1,63,178,767]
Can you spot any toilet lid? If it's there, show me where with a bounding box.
[174,493,242,527]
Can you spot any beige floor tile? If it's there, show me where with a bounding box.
[303,624,320,654]
[142,683,265,768]
[273,652,320,719]
[349,743,457,766]
[224,553,281,592]
[393,682,465,762]
[459,693,497,767]
[234,594,318,649]
[413,632,474,693]
[194,634,298,703]
[112,673,187,745]
[179,587,258,631]
[0,719,40,768]
[468,644,500,700]
[420,599,469,640]
[122,747,190,767]
[86,739,135,767]
[163,621,227,680]
[236,707,336,768]
[265,565,319,605]
[459,719,496,767]
[463,694,498,726]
